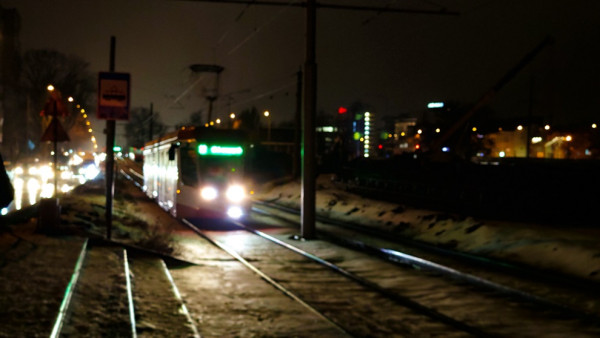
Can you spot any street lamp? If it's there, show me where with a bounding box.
[264,110,271,141]
[229,113,237,129]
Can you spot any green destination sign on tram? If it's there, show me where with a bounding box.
[198,144,243,156]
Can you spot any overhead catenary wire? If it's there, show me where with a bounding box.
[226,0,301,55]
[219,81,295,111]
[362,0,398,25]
[214,0,255,51]
[168,73,208,109]
[191,70,297,117]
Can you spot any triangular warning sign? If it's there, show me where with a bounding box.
[40,92,69,117]
[41,118,70,142]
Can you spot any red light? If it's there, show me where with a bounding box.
[378,144,383,149]
[338,107,347,114]
[415,144,420,150]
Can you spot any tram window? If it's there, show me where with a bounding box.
[180,144,199,186]
[168,144,177,161]
[198,156,243,182]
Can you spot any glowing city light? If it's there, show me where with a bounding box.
[427,102,444,108]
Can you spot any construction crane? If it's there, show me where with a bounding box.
[429,36,555,159]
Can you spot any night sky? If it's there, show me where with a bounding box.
[2,0,599,146]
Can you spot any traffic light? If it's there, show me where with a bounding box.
[338,107,347,114]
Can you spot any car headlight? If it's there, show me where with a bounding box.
[200,186,218,201]
[226,185,245,202]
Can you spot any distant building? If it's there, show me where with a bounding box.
[476,127,597,160]
[391,117,418,155]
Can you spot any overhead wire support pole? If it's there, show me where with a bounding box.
[301,0,316,239]
[106,36,116,240]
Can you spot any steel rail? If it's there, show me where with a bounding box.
[180,218,350,336]
[253,200,600,292]
[127,167,144,181]
[50,239,89,338]
[123,249,137,338]
[231,220,490,337]
[119,168,143,189]
[160,259,202,338]
[322,233,599,321]
[253,202,600,322]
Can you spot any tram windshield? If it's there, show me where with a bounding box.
[180,141,245,187]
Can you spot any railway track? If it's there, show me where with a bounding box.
[178,214,600,336]
[242,202,600,336]
[50,238,199,337]
[119,160,600,335]
[254,200,600,317]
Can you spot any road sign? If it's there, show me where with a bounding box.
[40,118,70,142]
[97,72,130,120]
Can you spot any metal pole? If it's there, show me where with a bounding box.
[526,71,534,158]
[267,116,271,141]
[53,100,58,196]
[105,36,116,240]
[294,69,302,178]
[207,98,214,123]
[301,0,317,239]
[149,102,154,141]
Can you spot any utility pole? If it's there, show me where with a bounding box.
[301,0,317,239]
[526,72,534,158]
[149,102,154,141]
[294,69,302,178]
[105,36,116,240]
[52,100,58,195]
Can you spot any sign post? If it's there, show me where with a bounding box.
[97,36,130,240]
[97,71,130,120]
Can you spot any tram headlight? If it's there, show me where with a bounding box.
[227,206,244,219]
[200,186,218,201]
[225,185,245,202]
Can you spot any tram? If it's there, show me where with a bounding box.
[143,126,252,221]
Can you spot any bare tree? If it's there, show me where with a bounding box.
[14,49,95,157]
[124,107,167,148]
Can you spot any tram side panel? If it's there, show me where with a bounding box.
[143,140,177,217]
[164,143,179,217]
[142,146,157,200]
[156,142,177,216]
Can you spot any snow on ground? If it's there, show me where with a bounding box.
[253,175,600,283]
